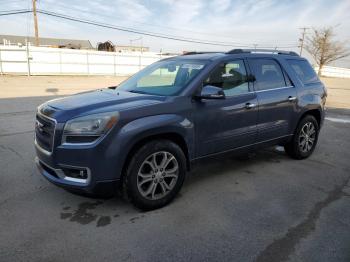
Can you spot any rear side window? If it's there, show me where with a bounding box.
[248,59,286,91]
[287,59,319,84]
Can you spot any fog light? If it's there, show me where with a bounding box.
[62,167,88,180]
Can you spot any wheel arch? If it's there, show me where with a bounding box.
[120,132,191,188]
[299,108,321,127]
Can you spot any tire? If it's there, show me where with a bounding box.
[123,139,186,210]
[284,115,319,160]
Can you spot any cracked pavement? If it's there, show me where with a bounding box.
[1,93,350,261]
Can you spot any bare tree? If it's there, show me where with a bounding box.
[305,27,349,76]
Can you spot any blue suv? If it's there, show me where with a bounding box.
[35,49,327,210]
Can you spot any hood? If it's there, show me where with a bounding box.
[41,89,166,122]
[46,89,164,112]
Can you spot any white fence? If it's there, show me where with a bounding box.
[317,65,350,79]
[1,45,349,79]
[0,45,172,76]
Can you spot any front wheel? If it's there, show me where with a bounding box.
[123,139,186,210]
[284,115,319,159]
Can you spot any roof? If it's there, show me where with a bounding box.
[169,52,226,61]
[0,34,93,49]
[169,49,300,61]
[226,49,298,56]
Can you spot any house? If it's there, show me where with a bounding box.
[0,34,93,49]
[97,41,115,52]
[115,45,149,52]
[96,41,150,53]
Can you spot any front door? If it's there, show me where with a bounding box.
[194,59,258,157]
[247,58,298,142]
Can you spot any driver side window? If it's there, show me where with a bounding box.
[204,60,249,96]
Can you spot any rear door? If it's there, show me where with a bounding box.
[247,58,297,142]
[194,59,258,157]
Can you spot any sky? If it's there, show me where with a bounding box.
[1,0,350,66]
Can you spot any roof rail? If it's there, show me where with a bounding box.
[226,49,299,56]
[182,51,222,55]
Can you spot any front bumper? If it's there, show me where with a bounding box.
[34,114,126,196]
[35,157,120,196]
[34,104,128,196]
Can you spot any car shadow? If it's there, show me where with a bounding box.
[56,146,289,227]
[186,146,288,186]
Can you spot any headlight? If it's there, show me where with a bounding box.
[63,112,119,144]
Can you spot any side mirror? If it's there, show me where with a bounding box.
[196,85,225,100]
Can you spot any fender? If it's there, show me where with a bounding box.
[297,92,323,119]
[291,79,325,131]
[293,95,323,133]
[105,114,194,179]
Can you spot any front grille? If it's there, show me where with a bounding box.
[35,113,56,153]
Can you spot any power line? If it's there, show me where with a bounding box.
[38,0,297,45]
[0,9,245,46]
[0,8,30,13]
[0,10,31,16]
[37,10,252,47]
[0,0,27,3]
[37,9,298,48]
[0,8,299,49]
[39,1,299,47]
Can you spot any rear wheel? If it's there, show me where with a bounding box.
[123,139,186,210]
[284,115,319,159]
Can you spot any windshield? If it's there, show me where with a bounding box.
[118,59,207,96]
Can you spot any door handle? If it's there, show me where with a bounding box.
[288,96,297,102]
[245,103,256,109]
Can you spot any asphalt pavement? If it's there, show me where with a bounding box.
[0,95,350,262]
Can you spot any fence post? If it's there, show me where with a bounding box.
[139,53,142,71]
[25,40,31,76]
[59,50,62,74]
[113,54,117,76]
[0,47,3,75]
[86,52,90,75]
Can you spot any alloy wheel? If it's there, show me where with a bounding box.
[137,151,179,200]
[299,122,316,153]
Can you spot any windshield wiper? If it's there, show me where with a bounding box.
[128,90,150,95]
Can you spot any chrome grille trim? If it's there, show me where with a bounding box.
[35,111,57,154]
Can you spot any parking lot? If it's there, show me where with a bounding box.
[1,76,350,262]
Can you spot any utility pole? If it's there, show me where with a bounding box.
[298,27,309,56]
[130,37,143,52]
[32,0,39,46]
